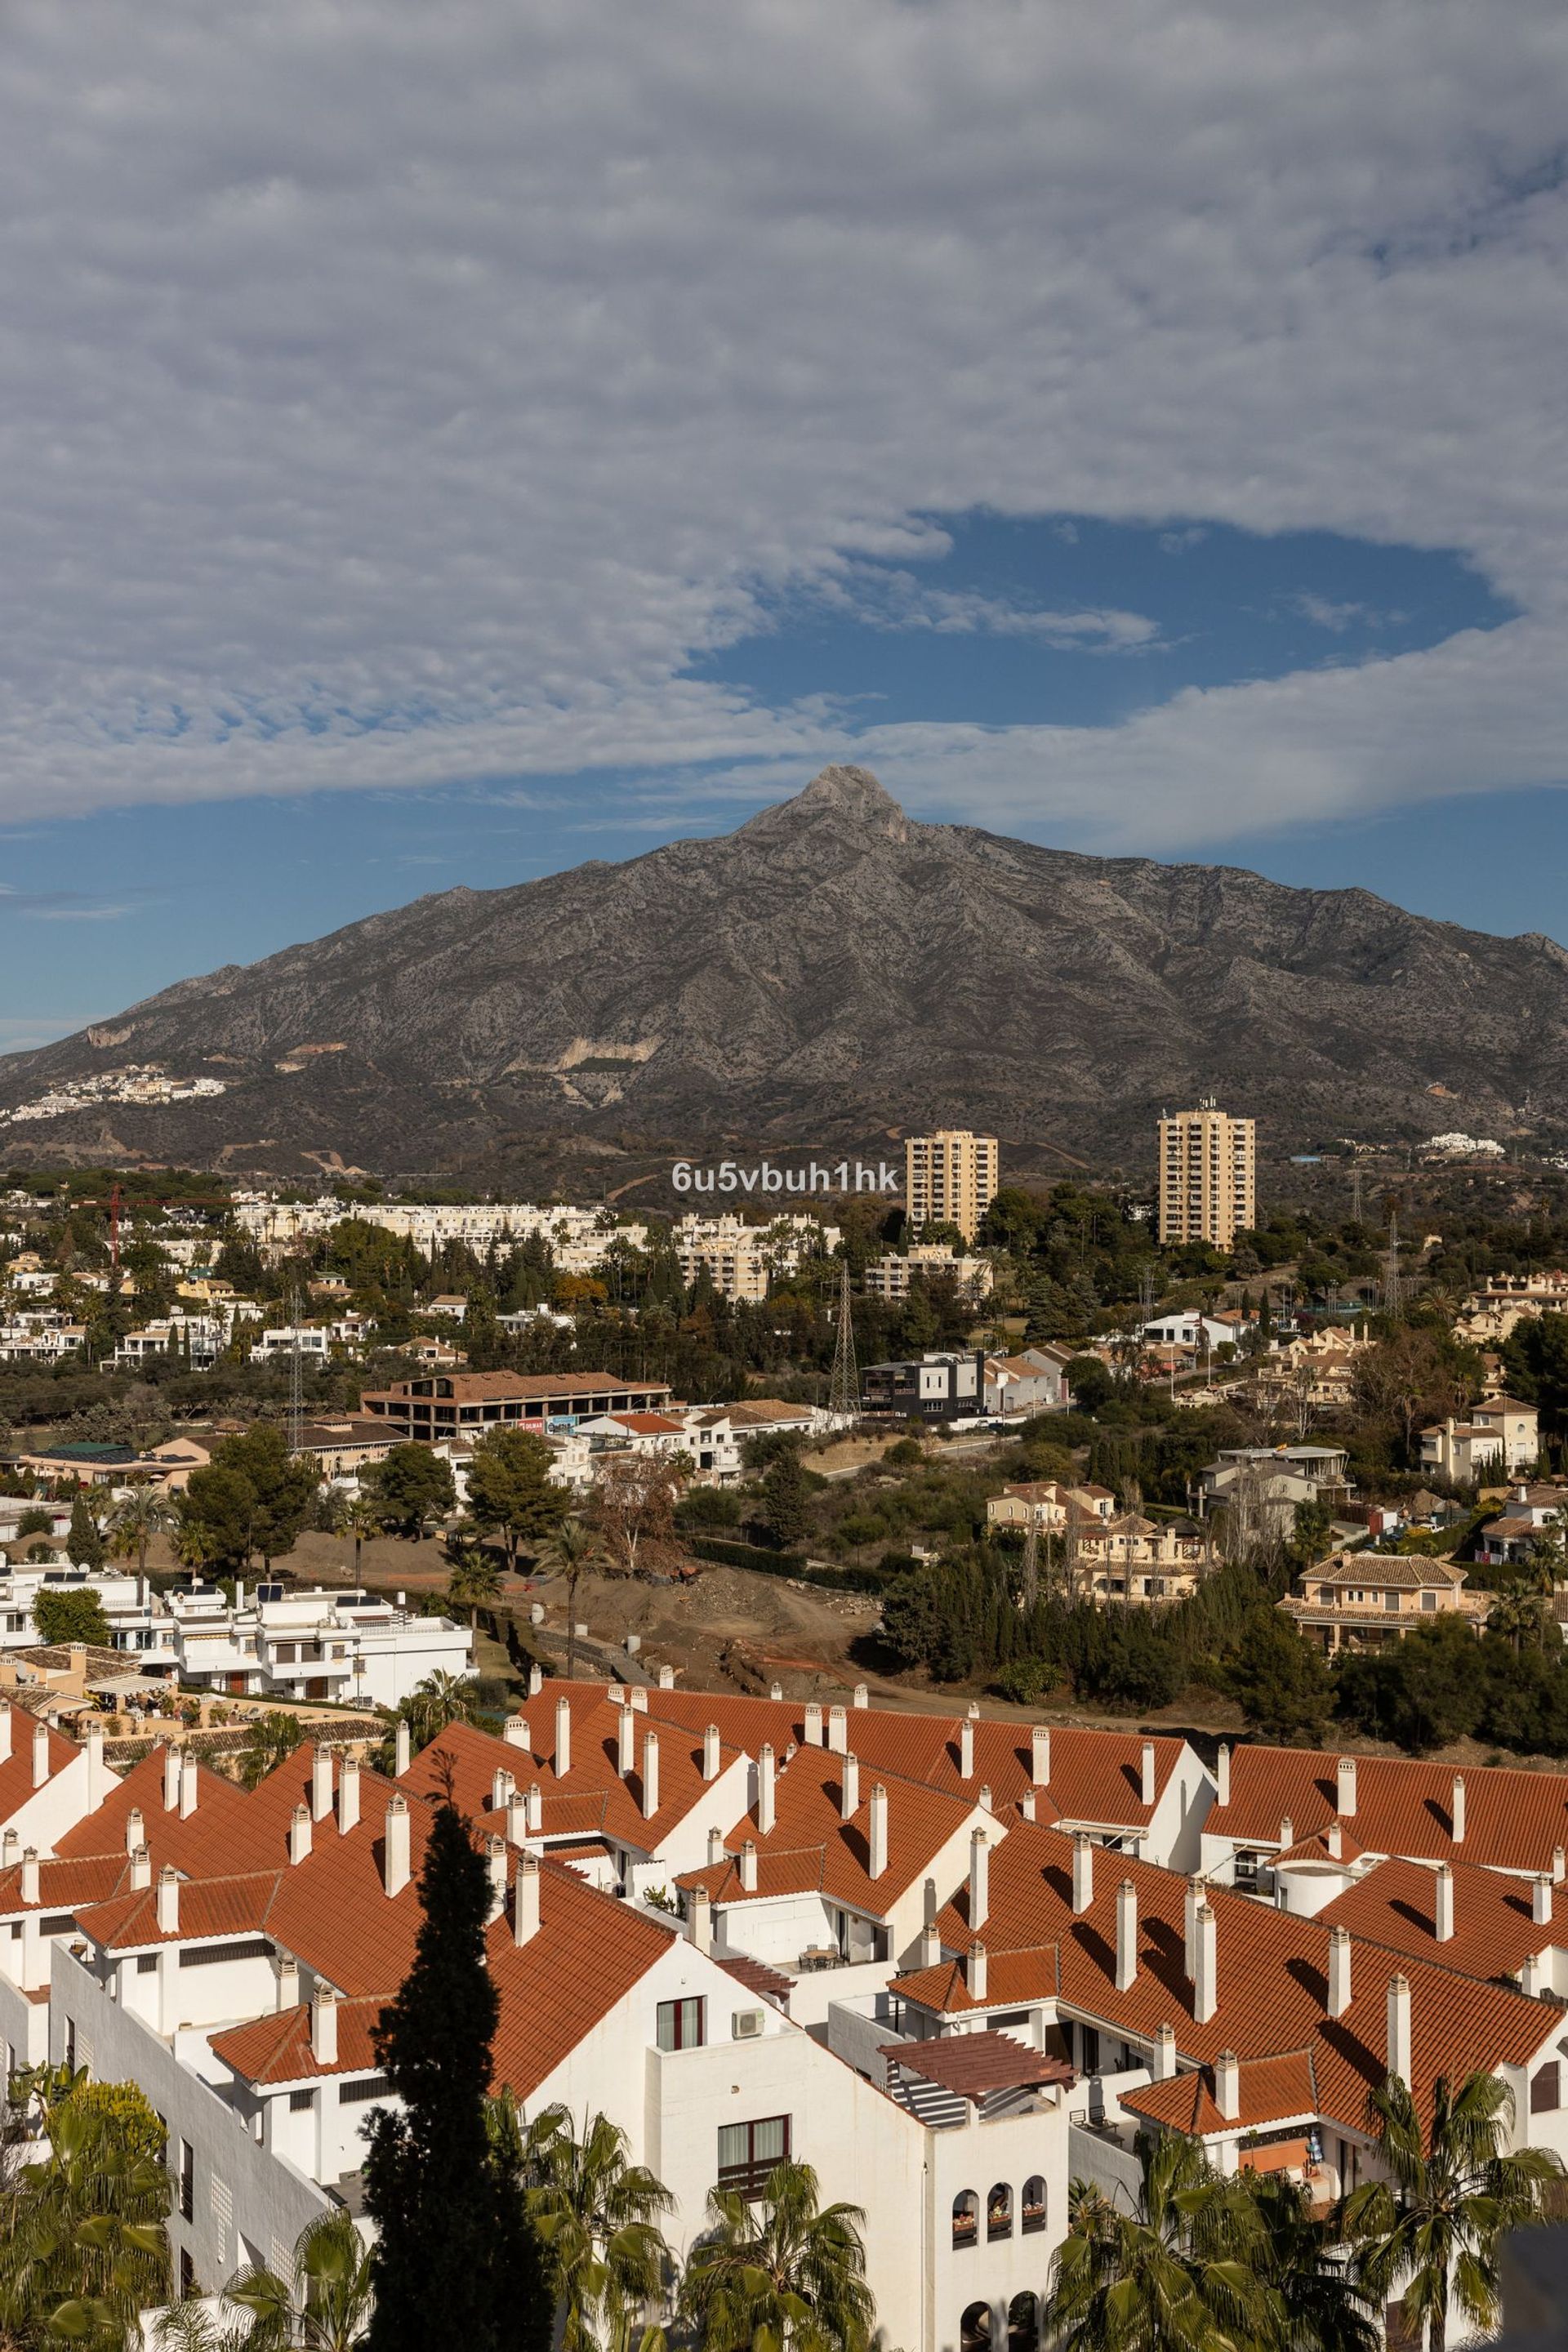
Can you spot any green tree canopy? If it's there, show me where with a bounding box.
[466,1428,567,1571]
[33,1586,112,1648]
[365,1443,457,1539]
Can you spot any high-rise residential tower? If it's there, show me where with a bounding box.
[1157,1102,1255,1251]
[904,1129,999,1242]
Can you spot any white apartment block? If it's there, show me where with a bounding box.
[1156,1101,1256,1252]
[231,1193,650,1275]
[904,1132,999,1245]
[864,1243,995,1302]
[167,1583,472,1708]
[672,1214,840,1303]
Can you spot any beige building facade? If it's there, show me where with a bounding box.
[1157,1101,1256,1251]
[904,1129,999,1242]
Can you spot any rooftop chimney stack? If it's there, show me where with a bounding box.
[756,1744,776,1838]
[163,1743,180,1812]
[966,1941,987,2001]
[514,1852,540,1946]
[0,1829,15,1870]
[1214,1742,1230,1806]
[526,1782,542,1833]
[1153,2022,1177,2080]
[1185,1876,1206,1979]
[1020,1791,1036,1823]
[1116,1878,1138,1992]
[840,1753,860,1821]
[657,1664,675,1689]
[490,1767,515,1813]
[969,1829,989,1929]
[156,1864,179,1935]
[960,1720,974,1779]
[275,1952,298,2011]
[853,1682,868,1709]
[1194,1902,1218,2024]
[1523,1950,1544,1998]
[1337,1756,1357,1817]
[1387,1974,1412,2086]
[0,1704,11,1764]
[1031,1726,1051,1788]
[1214,2049,1240,2123]
[826,1705,847,1755]
[869,1783,889,1881]
[85,1719,106,1808]
[311,1988,338,2067]
[1141,1740,1156,1806]
[528,1664,543,1698]
[338,1757,360,1837]
[702,1724,721,1782]
[20,1848,38,1905]
[689,1883,710,1953]
[1279,1815,1294,1855]
[920,1917,941,1968]
[179,1749,198,1820]
[630,1685,647,1713]
[383,1795,411,1897]
[125,1807,145,1859]
[1435,1864,1455,1943]
[1535,1874,1554,1927]
[30,1719,47,1791]
[1072,1833,1094,1915]
[506,1788,528,1846]
[394,1720,412,1776]
[311,1747,333,1823]
[555,1698,572,1779]
[641,1732,660,1820]
[503,1714,530,1749]
[617,1706,635,1778]
[804,1702,822,1746]
[1450,1774,1466,1845]
[130,1842,151,1892]
[739,1839,758,1893]
[1329,1925,1352,2017]
[289,1803,312,1865]
[485,1835,506,1921]
[1326,1820,1343,1860]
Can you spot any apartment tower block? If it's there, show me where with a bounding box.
[904,1129,999,1243]
[1157,1101,1255,1251]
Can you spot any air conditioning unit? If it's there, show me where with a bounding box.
[732,2008,765,2040]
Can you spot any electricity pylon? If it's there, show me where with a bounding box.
[828,1258,861,1416]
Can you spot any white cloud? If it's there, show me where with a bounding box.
[0,0,1566,850]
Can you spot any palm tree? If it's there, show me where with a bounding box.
[1244,2170,1377,2352]
[679,2156,873,2352]
[400,1668,484,1751]
[1045,2134,1267,2352]
[0,2092,171,2345]
[493,2100,671,2352]
[237,1708,305,1791]
[1488,1584,1547,1655]
[345,1494,383,1581]
[448,1548,502,1632]
[541,1517,599,1682]
[1341,2069,1564,2352]
[107,1483,175,1580]
[227,2207,375,2352]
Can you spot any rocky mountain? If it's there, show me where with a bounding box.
[2,764,1566,1187]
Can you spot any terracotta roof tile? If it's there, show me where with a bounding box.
[1320,1855,1558,1981]
[399,1712,742,1855]
[1209,1747,1568,1874]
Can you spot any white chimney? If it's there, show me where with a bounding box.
[641,1732,660,1820]
[383,1795,411,1896]
[308,1746,332,1822]
[490,1767,514,1813]
[869,1782,888,1881]
[156,1864,180,1935]
[1387,1973,1412,2086]
[20,1848,38,1905]
[630,1685,647,1713]
[1434,1864,1454,1943]
[617,1707,635,1778]
[826,1705,847,1754]
[1535,1874,1553,1927]
[0,1829,14,1871]
[525,1782,542,1833]
[506,1788,528,1846]
[769,1682,782,1702]
[289,1802,312,1865]
[657,1664,675,1690]
[1523,1950,1544,1998]
[1329,1925,1352,2017]
[0,1704,11,1763]
[1279,1815,1294,1854]
[528,1664,542,1698]
[702,1724,721,1782]
[1327,1820,1343,1861]
[311,1988,338,2066]
[852,1682,868,1709]
[1116,1878,1138,1992]
[966,1940,987,2000]
[1072,1833,1094,1914]
[337,1757,360,1836]
[1141,1740,1156,1806]
[124,1806,145,1859]
[1214,2048,1239,2123]
[1555,1846,1566,1885]
[1031,1726,1051,1787]
[275,1952,298,2011]
[1450,1774,1466,1845]
[486,1835,506,1921]
[978,1784,992,1815]
[85,1719,106,1808]
[1337,1755,1357,1817]
[555,1698,572,1778]
[756,1744,776,1837]
[920,1918,941,1968]
[960,1720,974,1779]
[394,1719,412,1775]
[1152,2022,1176,2080]
[689,1883,710,1953]
[503,1714,530,1749]
[840,1753,861,1821]
[1184,1876,1206,1979]
[1020,1791,1036,1823]
[969,1829,989,1929]
[739,1839,758,1892]
[804,1701,822,1745]
[1194,1902,1217,2024]
[178,1749,198,1820]
[130,1842,151,1892]
[708,1825,724,1864]
[30,1719,47,1791]
[1214,1741,1230,1806]
[514,1851,540,1946]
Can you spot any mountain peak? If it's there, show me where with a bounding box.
[741,763,910,845]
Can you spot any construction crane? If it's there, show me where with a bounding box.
[53,1183,232,1273]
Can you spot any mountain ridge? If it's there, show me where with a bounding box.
[2,764,1564,1183]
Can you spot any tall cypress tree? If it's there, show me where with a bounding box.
[363,1804,547,2352]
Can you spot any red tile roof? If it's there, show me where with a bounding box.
[1124,2050,1319,2137]
[1209,1747,1568,1874]
[52,1745,256,1876]
[1320,1855,1557,1981]
[399,1711,741,1855]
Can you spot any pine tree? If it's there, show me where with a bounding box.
[363,1805,548,2352]
[66,1491,105,1572]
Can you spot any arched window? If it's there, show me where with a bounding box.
[952,2189,978,2249]
[1008,2292,1039,2352]
[987,2180,1013,2240]
[1022,2175,1047,2234]
[960,2303,993,2352]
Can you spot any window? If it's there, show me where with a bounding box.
[289,2088,315,2114]
[987,2181,1013,2240]
[960,2303,993,2352]
[717,2114,790,2200]
[1422,1591,1437,1610]
[179,2250,195,2299]
[178,2140,194,2223]
[136,1954,158,1976]
[951,2189,978,2248]
[1531,2062,1560,2115]
[340,2074,394,2104]
[180,1939,274,1968]
[1009,2292,1040,2352]
[1022,2175,1047,2233]
[38,1914,75,1938]
[657,1997,706,2052]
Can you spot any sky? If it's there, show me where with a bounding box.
[3,0,1568,1049]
